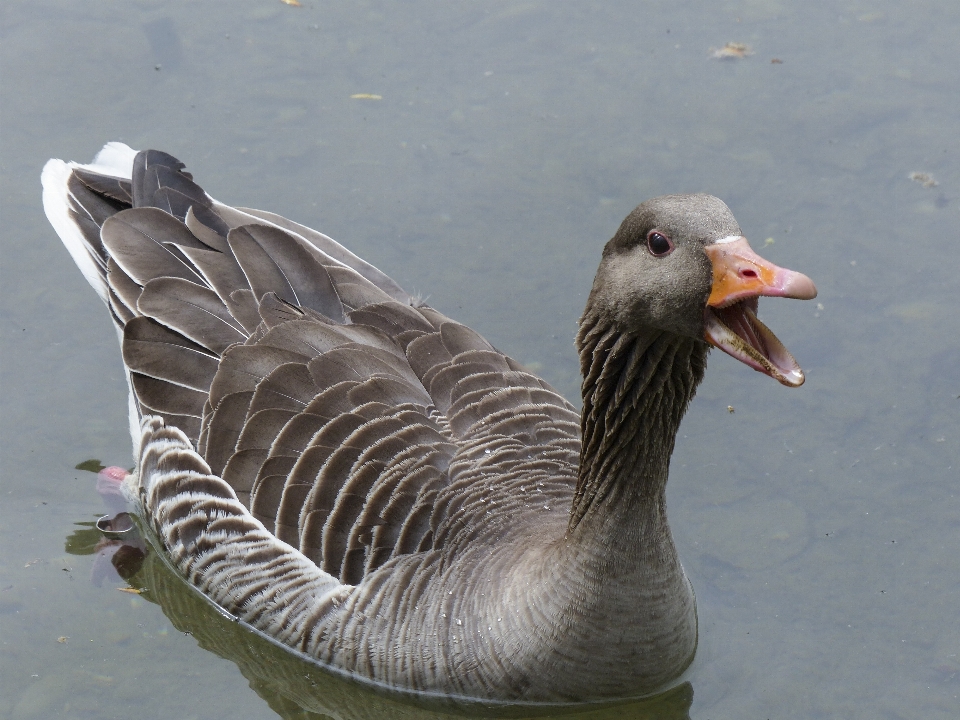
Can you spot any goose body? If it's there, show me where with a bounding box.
[42,143,815,702]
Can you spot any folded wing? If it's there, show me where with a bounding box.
[42,145,581,585]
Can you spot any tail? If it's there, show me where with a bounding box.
[42,142,138,310]
[41,143,414,457]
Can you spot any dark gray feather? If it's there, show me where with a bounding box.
[439,322,494,356]
[122,316,219,392]
[137,277,246,355]
[108,288,136,325]
[73,167,132,204]
[257,292,312,329]
[234,408,298,452]
[207,345,310,410]
[101,208,207,287]
[107,257,142,314]
[246,362,318,415]
[66,209,108,270]
[242,224,347,321]
[348,301,435,337]
[131,371,207,416]
[404,333,455,382]
[228,289,262,335]
[267,412,331,458]
[228,225,345,322]
[185,206,230,252]
[202,391,254,476]
[68,173,127,227]
[236,207,410,303]
[221,448,269,503]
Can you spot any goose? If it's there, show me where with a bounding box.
[42,143,816,703]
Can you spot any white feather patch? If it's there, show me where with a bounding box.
[90,142,137,177]
[41,142,139,303]
[42,142,141,452]
[713,234,745,245]
[41,158,109,302]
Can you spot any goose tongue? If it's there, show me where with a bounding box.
[703,237,817,387]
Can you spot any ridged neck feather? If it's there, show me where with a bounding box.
[569,309,707,531]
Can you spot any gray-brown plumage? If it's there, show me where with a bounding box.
[42,143,816,702]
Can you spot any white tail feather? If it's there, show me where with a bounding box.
[43,143,142,455]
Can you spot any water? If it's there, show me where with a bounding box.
[2,1,957,718]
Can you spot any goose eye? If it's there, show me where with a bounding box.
[646,230,674,257]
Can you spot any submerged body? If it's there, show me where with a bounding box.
[42,144,814,702]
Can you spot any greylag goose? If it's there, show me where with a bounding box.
[42,143,816,703]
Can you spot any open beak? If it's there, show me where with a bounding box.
[703,237,817,387]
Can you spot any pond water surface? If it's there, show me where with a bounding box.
[2,2,958,719]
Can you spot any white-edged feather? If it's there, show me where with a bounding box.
[41,158,109,302]
[42,142,142,453]
[41,142,138,303]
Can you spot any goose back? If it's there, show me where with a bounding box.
[46,145,582,592]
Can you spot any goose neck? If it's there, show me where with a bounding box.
[568,316,706,533]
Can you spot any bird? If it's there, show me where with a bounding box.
[42,143,816,703]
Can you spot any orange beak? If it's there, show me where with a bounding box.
[703,237,817,387]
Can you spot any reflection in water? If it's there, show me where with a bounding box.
[64,517,694,720]
[64,518,146,587]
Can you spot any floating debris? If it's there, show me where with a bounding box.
[96,512,136,537]
[350,94,382,100]
[75,459,105,473]
[57,636,69,644]
[727,406,735,414]
[771,58,783,64]
[117,587,146,595]
[710,42,754,60]
[280,0,301,6]
[908,171,938,188]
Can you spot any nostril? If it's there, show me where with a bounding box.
[740,268,758,279]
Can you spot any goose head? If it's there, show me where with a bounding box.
[587,193,817,386]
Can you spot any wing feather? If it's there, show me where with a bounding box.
[44,144,585,592]
[137,277,246,354]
